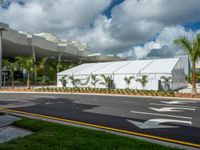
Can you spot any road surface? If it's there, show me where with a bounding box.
[0,93,199,148]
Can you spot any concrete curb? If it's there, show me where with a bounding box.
[0,91,200,101]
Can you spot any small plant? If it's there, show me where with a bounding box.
[124,76,134,89]
[160,76,172,91]
[136,75,149,90]
[100,75,113,89]
[69,76,80,88]
[91,75,99,88]
[59,75,68,87]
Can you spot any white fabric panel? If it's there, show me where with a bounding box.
[73,62,110,75]
[140,58,180,74]
[115,60,153,74]
[92,61,131,75]
[57,63,95,75]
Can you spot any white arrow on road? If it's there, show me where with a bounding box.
[127,119,192,129]
[161,101,198,104]
[149,107,196,112]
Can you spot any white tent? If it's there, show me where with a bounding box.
[57,58,186,90]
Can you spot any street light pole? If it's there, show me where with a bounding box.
[0,29,2,88]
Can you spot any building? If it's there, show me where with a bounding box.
[57,58,186,90]
[0,22,123,62]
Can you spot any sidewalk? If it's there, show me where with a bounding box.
[178,84,200,93]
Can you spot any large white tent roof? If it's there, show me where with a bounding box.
[114,60,153,74]
[92,61,131,74]
[73,62,111,75]
[57,63,94,75]
[140,58,180,74]
[58,58,181,75]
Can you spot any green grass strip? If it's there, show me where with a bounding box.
[0,118,183,150]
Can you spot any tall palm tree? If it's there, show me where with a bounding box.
[3,60,17,88]
[38,57,48,80]
[160,76,172,91]
[174,33,200,95]
[16,55,34,89]
[91,74,99,88]
[136,75,148,90]
[124,76,134,89]
[100,75,113,89]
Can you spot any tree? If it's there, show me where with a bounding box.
[38,57,48,84]
[100,75,113,89]
[16,55,34,89]
[3,60,17,88]
[91,74,99,88]
[174,33,200,95]
[59,75,68,87]
[124,76,134,89]
[136,75,148,89]
[69,75,80,88]
[47,61,69,82]
[160,76,172,91]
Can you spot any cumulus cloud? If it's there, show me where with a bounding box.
[0,0,112,32]
[128,26,197,59]
[1,0,200,59]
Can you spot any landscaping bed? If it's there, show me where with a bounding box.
[0,118,182,150]
[1,87,200,98]
[35,87,176,97]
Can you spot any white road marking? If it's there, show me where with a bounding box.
[161,100,198,104]
[45,102,54,105]
[130,111,192,120]
[149,107,195,112]
[150,103,198,109]
[31,95,56,99]
[127,119,192,129]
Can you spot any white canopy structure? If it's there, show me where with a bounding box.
[57,58,186,90]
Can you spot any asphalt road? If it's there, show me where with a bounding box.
[0,93,200,148]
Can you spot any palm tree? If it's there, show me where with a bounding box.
[160,76,172,91]
[174,33,200,95]
[38,57,48,83]
[69,75,80,88]
[124,76,134,89]
[3,60,17,88]
[136,75,148,90]
[16,55,34,89]
[100,75,113,89]
[91,74,99,88]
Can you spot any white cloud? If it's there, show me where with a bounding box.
[127,26,197,59]
[1,0,200,59]
[0,0,112,32]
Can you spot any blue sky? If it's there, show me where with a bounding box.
[1,0,200,59]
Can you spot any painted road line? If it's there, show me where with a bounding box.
[127,119,192,129]
[161,101,198,104]
[149,107,195,112]
[149,103,198,109]
[3,108,200,148]
[130,111,192,120]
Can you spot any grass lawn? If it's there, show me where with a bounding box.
[0,118,183,150]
